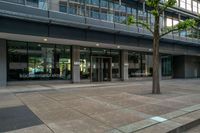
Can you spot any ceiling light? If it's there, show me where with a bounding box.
[43,38,48,42]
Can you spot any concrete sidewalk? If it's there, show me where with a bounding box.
[0,79,200,133]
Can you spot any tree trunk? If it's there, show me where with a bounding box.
[152,16,160,94]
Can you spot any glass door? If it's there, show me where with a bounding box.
[91,56,112,82]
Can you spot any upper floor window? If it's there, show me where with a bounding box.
[6,0,25,4]
[198,3,200,13]
[193,1,198,13]
[26,0,38,7]
[180,0,186,8]
[186,0,192,11]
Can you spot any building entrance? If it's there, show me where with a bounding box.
[91,56,112,82]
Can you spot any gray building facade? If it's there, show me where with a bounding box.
[0,0,200,86]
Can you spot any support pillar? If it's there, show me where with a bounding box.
[121,50,129,81]
[72,46,80,83]
[0,39,7,87]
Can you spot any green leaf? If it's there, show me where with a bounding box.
[146,0,159,8]
[150,10,159,17]
[127,16,135,25]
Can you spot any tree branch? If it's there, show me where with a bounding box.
[160,27,179,38]
[159,0,177,14]
[127,16,154,34]
[136,21,154,34]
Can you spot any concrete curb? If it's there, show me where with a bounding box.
[168,118,200,133]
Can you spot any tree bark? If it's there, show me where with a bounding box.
[152,16,160,94]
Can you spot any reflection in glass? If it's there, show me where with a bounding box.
[8,41,71,81]
[162,56,172,76]
[128,52,142,77]
[128,52,153,77]
[111,50,120,78]
[80,47,91,79]
[8,41,28,81]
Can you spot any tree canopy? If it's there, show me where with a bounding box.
[128,0,198,38]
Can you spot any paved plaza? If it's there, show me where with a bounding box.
[0,79,200,133]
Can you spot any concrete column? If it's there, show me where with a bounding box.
[0,39,7,87]
[72,46,80,83]
[121,50,129,81]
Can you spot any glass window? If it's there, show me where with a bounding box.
[128,52,153,77]
[173,19,179,36]
[55,45,72,80]
[91,0,100,6]
[91,48,110,56]
[5,0,25,4]
[111,50,120,78]
[26,0,38,7]
[8,41,28,81]
[162,56,172,76]
[28,43,71,80]
[186,0,192,11]
[198,3,200,13]
[166,17,173,27]
[128,52,142,77]
[101,0,108,8]
[69,1,85,16]
[80,47,91,80]
[193,1,198,13]
[180,0,186,8]
[8,41,71,81]
[59,4,67,13]
[176,0,179,6]
[38,0,47,10]
[141,54,153,77]
[28,43,54,80]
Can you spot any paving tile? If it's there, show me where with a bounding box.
[171,116,196,125]
[118,119,158,133]
[161,110,187,119]
[0,93,23,108]
[41,92,80,101]
[182,110,200,120]
[58,97,98,108]
[134,120,181,133]
[98,93,137,103]
[25,100,64,113]
[0,105,43,132]
[130,104,176,116]
[73,100,120,116]
[154,100,190,109]
[181,104,200,112]
[124,95,161,104]
[110,98,145,108]
[91,109,146,128]
[48,116,112,133]
[34,108,86,124]
[104,129,123,133]
[5,125,53,133]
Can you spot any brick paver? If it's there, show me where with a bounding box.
[0,79,200,133]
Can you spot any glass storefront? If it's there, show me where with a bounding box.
[111,50,120,78]
[7,40,172,82]
[80,47,91,80]
[128,51,153,77]
[80,47,121,80]
[162,56,173,76]
[128,51,172,78]
[7,41,71,81]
